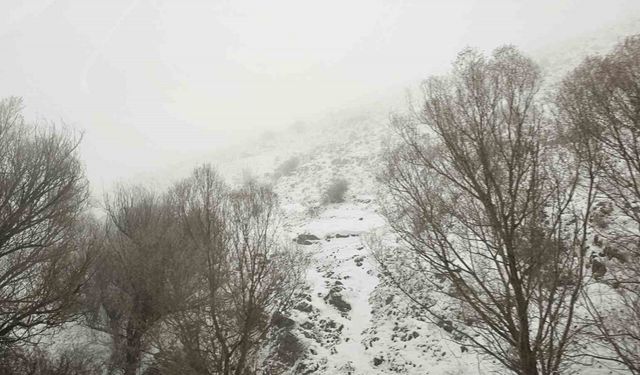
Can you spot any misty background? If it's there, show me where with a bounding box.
[1,0,639,193]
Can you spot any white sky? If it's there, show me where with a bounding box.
[1,0,639,191]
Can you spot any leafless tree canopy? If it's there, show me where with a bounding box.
[5,29,640,375]
[556,35,640,374]
[86,186,199,375]
[0,345,103,375]
[378,47,595,375]
[152,165,305,375]
[83,165,304,375]
[0,97,92,347]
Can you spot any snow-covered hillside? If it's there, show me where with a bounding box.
[38,20,640,375]
[205,112,500,375]
[212,29,640,368]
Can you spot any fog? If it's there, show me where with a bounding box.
[1,0,639,191]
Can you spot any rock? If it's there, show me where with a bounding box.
[295,301,313,313]
[354,256,364,267]
[296,233,320,244]
[295,362,319,374]
[592,258,607,279]
[272,312,295,329]
[275,331,305,367]
[299,233,320,241]
[323,271,334,278]
[324,289,351,313]
[604,246,627,263]
[320,319,341,330]
[437,319,454,333]
[294,233,320,245]
[335,233,350,238]
[593,234,603,247]
[373,357,384,366]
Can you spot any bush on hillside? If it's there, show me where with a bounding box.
[275,156,301,178]
[322,178,349,204]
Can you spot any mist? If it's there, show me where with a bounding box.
[5,2,640,374]
[1,0,639,190]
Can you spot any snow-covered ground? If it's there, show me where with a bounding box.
[39,21,640,374]
[235,97,634,374]
[228,113,500,374]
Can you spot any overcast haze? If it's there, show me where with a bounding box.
[1,0,639,191]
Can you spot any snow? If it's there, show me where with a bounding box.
[306,223,380,373]
[39,24,640,373]
[235,112,497,374]
[40,99,633,375]
[303,205,386,238]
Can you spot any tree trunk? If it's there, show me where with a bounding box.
[519,345,539,375]
[123,320,144,375]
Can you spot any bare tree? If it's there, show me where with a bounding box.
[89,186,198,375]
[0,345,104,375]
[377,47,595,375]
[152,165,305,375]
[0,97,93,348]
[556,34,640,374]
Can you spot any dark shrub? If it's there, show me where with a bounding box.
[322,179,349,204]
[275,156,300,178]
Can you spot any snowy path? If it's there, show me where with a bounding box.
[294,204,385,374]
[286,202,494,375]
[312,235,379,374]
[327,239,379,374]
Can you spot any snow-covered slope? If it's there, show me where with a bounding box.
[40,19,640,374]
[218,27,640,367]
[211,112,501,374]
